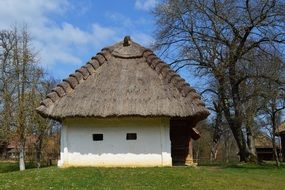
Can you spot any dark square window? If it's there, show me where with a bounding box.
[126,133,137,140]
[93,134,103,141]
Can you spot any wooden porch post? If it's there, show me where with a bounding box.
[185,138,194,165]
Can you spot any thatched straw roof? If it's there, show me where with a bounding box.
[255,133,282,148]
[276,122,285,135]
[36,37,209,121]
[255,134,273,148]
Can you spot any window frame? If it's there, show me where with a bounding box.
[126,133,137,140]
[93,134,103,141]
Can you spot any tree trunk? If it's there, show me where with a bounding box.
[246,130,257,162]
[272,113,280,167]
[35,135,43,168]
[229,123,250,162]
[272,137,280,167]
[19,142,25,171]
[210,143,219,162]
[16,27,28,171]
[223,134,229,163]
[217,75,251,162]
[195,144,200,163]
[210,102,223,162]
[245,115,257,162]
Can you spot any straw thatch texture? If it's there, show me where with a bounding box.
[255,134,273,148]
[276,122,285,135]
[36,38,209,121]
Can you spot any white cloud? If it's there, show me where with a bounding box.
[0,0,154,78]
[105,12,154,47]
[132,33,154,47]
[135,0,157,11]
[0,0,67,28]
[0,0,81,67]
[91,24,117,45]
[0,0,117,70]
[105,12,134,28]
[33,22,117,67]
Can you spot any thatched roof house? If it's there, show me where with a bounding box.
[37,36,209,167]
[254,134,281,161]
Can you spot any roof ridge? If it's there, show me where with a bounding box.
[141,49,206,108]
[37,49,112,115]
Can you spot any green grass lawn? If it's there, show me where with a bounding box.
[0,162,284,190]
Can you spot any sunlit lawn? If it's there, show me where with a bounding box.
[0,161,284,190]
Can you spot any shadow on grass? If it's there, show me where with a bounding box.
[222,162,285,170]
[0,161,54,173]
[198,160,285,170]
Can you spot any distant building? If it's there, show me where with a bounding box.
[276,122,285,161]
[0,135,59,162]
[255,134,280,161]
[36,36,209,167]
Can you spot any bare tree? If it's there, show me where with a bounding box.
[0,30,16,158]
[14,26,39,171]
[260,84,285,166]
[0,25,44,170]
[30,76,57,168]
[201,86,224,162]
[153,0,285,162]
[209,101,223,161]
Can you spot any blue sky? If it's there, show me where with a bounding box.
[0,0,157,79]
[0,0,208,95]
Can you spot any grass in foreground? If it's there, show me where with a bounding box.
[0,162,284,190]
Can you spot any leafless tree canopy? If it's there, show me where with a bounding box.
[155,0,285,68]
[154,0,285,162]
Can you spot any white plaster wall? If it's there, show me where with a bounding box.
[58,117,172,167]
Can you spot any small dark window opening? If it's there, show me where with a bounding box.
[126,133,137,140]
[93,134,103,141]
